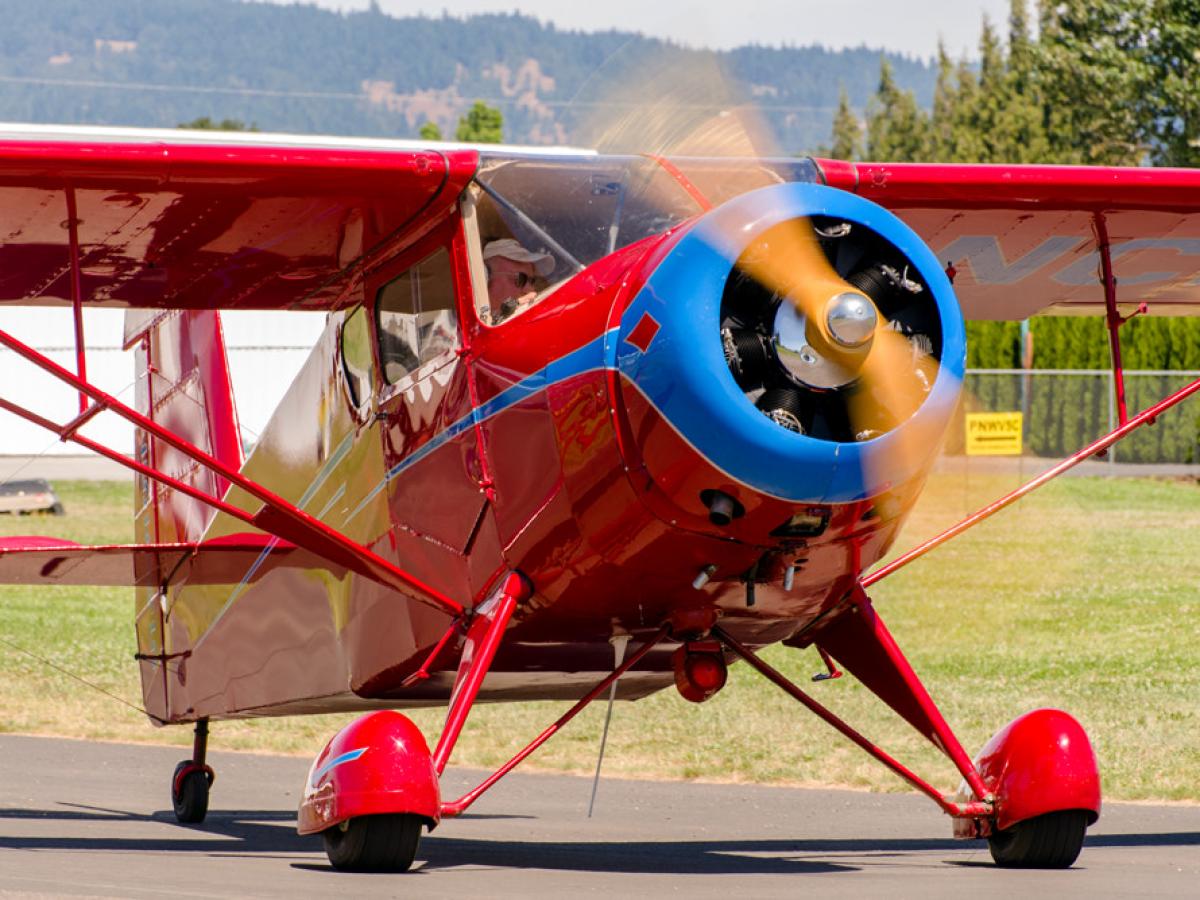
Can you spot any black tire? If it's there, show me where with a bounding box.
[172,760,210,824]
[322,814,424,872]
[50,502,65,516]
[988,809,1089,868]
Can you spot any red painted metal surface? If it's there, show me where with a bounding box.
[1095,212,1132,426]
[298,710,441,836]
[715,625,992,820]
[862,372,1200,588]
[134,310,243,535]
[672,641,728,703]
[440,624,671,818]
[0,139,478,311]
[396,622,463,691]
[432,572,527,774]
[809,589,992,802]
[815,159,1200,210]
[201,312,245,497]
[956,709,1101,837]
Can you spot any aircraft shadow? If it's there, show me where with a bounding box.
[404,830,1200,876]
[0,804,1195,877]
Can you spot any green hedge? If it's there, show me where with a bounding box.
[954,318,1200,463]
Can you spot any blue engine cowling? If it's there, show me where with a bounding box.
[614,181,966,504]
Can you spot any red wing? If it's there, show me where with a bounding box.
[0,533,337,587]
[815,159,1200,321]
[0,125,478,313]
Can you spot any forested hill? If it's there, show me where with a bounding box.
[0,0,935,152]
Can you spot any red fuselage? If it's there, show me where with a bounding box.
[154,172,932,723]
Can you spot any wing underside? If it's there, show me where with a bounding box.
[0,125,478,313]
[814,159,1200,321]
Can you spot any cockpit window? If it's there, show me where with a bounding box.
[470,154,821,325]
[341,305,373,412]
[474,156,699,279]
[376,247,458,384]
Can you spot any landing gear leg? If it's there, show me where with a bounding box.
[172,719,214,824]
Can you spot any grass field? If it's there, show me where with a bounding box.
[1,473,1197,802]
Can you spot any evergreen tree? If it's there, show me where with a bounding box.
[926,43,961,162]
[865,59,926,161]
[1140,0,1200,167]
[1007,0,1034,90]
[455,101,504,144]
[947,12,1052,163]
[945,58,988,162]
[865,6,1052,164]
[1035,1,1148,165]
[829,88,860,160]
[419,120,443,141]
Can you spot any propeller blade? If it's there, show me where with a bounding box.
[572,48,776,159]
[848,324,941,478]
[570,47,947,464]
[734,217,849,327]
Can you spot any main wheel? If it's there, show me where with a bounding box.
[988,810,1089,868]
[322,814,424,872]
[172,760,211,824]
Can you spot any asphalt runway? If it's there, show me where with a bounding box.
[0,735,1196,898]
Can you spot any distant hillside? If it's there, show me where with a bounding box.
[0,0,936,152]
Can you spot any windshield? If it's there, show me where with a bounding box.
[471,154,821,324]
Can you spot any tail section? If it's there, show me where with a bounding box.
[126,309,243,547]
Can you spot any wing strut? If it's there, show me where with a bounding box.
[431,572,528,775]
[0,327,464,618]
[65,186,88,415]
[440,624,671,818]
[863,371,1200,588]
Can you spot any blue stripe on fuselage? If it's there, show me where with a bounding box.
[343,331,614,525]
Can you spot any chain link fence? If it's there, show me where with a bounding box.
[945,369,1200,465]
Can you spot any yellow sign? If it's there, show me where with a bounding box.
[965,412,1023,456]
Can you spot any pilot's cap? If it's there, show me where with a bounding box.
[483,238,555,277]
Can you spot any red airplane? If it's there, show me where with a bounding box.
[0,123,1197,873]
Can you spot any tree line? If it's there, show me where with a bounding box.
[835,0,1199,167]
[2,0,935,150]
[832,1,1200,460]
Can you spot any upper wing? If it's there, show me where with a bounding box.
[0,124,479,313]
[814,159,1200,321]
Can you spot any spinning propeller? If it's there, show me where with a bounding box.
[571,48,946,465]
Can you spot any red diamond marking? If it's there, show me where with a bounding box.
[625,313,661,353]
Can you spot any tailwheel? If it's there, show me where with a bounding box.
[988,810,1089,868]
[322,814,424,872]
[171,760,213,824]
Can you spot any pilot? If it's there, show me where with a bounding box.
[483,238,555,324]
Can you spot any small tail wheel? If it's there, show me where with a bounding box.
[988,809,1090,868]
[172,760,214,824]
[322,814,424,872]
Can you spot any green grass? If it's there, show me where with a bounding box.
[1,475,1197,802]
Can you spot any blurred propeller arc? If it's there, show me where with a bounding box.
[566,44,950,477]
